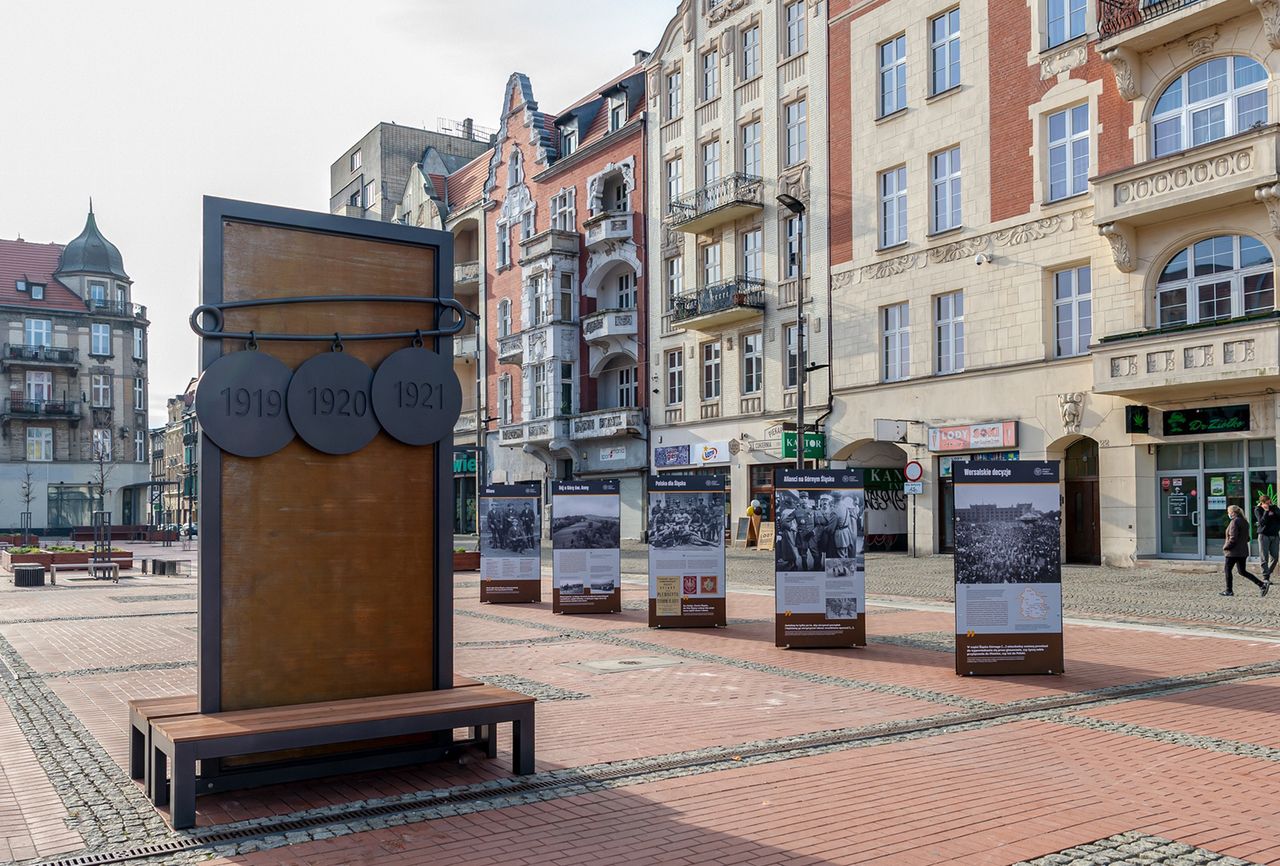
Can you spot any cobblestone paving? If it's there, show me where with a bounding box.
[471,674,589,702]
[108,593,196,604]
[1014,832,1255,865]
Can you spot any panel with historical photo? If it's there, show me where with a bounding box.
[647,475,727,627]
[480,498,540,558]
[954,483,1060,584]
[550,494,621,550]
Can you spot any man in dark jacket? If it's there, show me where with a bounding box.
[1223,504,1268,597]
[1255,495,1280,579]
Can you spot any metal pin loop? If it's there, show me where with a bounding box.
[331,333,344,353]
[412,329,424,348]
[246,330,258,351]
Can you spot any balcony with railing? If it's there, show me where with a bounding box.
[670,278,766,331]
[2,343,79,368]
[581,309,638,344]
[2,398,80,420]
[454,260,481,287]
[88,298,147,319]
[497,333,523,364]
[499,417,572,448]
[666,173,764,234]
[583,212,634,250]
[519,228,581,263]
[1099,0,1256,51]
[569,408,645,441]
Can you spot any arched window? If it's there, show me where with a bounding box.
[1156,235,1273,327]
[1151,56,1268,157]
[497,298,512,337]
[508,148,523,187]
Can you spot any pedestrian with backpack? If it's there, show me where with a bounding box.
[1254,495,1280,580]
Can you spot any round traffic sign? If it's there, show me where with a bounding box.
[194,350,296,458]
[904,460,924,482]
[286,351,380,455]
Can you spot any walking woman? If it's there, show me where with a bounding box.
[1223,504,1269,597]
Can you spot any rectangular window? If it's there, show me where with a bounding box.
[785,214,807,279]
[135,429,146,463]
[785,99,807,166]
[617,272,636,310]
[89,281,107,303]
[667,70,682,119]
[349,190,360,208]
[883,302,910,382]
[936,291,965,374]
[350,149,362,171]
[702,139,721,185]
[703,243,722,285]
[498,375,513,424]
[1047,104,1090,202]
[666,257,683,310]
[550,188,576,230]
[92,427,112,461]
[560,362,573,415]
[1047,0,1087,48]
[879,166,908,248]
[91,323,110,356]
[25,371,51,402]
[24,318,51,347]
[362,180,375,208]
[741,121,762,176]
[26,427,52,462]
[742,26,761,79]
[132,327,144,359]
[1054,265,1093,358]
[785,1,806,56]
[930,146,962,233]
[134,376,145,410]
[702,50,719,101]
[784,324,799,390]
[92,373,111,407]
[702,341,721,400]
[559,126,577,157]
[617,366,638,408]
[665,158,683,205]
[742,332,763,394]
[879,35,907,116]
[930,9,960,95]
[30,283,43,300]
[533,364,548,418]
[521,211,535,241]
[666,349,684,405]
[610,97,626,131]
[559,273,574,322]
[498,299,512,337]
[741,228,763,280]
[497,227,511,268]
[531,274,552,326]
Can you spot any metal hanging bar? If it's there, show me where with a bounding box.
[189,294,470,342]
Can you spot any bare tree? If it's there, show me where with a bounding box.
[19,465,33,544]
[90,436,114,513]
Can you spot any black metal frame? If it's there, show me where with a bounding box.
[198,196,456,719]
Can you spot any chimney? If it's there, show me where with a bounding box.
[633,49,651,65]
[462,117,474,140]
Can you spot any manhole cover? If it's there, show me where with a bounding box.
[565,656,683,674]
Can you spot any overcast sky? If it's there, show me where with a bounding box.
[0,0,674,426]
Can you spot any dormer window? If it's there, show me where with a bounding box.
[609,97,626,132]
[30,283,43,300]
[560,125,578,157]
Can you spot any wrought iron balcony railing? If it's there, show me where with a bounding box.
[4,398,80,418]
[671,277,766,324]
[1099,0,1201,39]
[88,298,147,319]
[666,173,763,229]
[3,343,78,365]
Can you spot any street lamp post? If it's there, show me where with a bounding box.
[777,193,806,470]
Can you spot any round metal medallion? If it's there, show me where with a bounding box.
[193,351,296,458]
[370,346,462,447]
[286,352,380,455]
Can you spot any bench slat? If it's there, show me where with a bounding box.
[153,685,531,743]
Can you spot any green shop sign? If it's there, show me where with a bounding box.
[453,448,477,474]
[1162,405,1250,437]
[781,431,826,459]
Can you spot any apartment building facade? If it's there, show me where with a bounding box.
[827,0,1280,564]
[482,69,650,537]
[0,209,151,530]
[646,0,831,521]
[151,378,197,528]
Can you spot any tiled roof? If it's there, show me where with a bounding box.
[445,155,490,209]
[0,239,91,313]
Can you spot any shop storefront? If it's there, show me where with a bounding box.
[453,447,478,534]
[1154,407,1275,559]
[654,442,732,528]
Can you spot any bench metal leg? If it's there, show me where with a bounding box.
[484,724,498,758]
[512,712,534,775]
[170,745,197,829]
[129,721,144,780]
[151,744,169,806]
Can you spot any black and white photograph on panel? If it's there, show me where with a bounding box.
[480,498,540,558]
[954,482,1061,584]
[550,494,621,550]
[774,489,865,573]
[649,492,723,549]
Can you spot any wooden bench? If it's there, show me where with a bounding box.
[49,560,120,583]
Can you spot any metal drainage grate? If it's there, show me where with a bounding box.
[566,656,683,674]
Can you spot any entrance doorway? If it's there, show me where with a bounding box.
[1064,439,1100,565]
[1156,440,1276,559]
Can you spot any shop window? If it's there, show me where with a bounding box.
[1204,440,1245,469]
[1155,443,1199,471]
